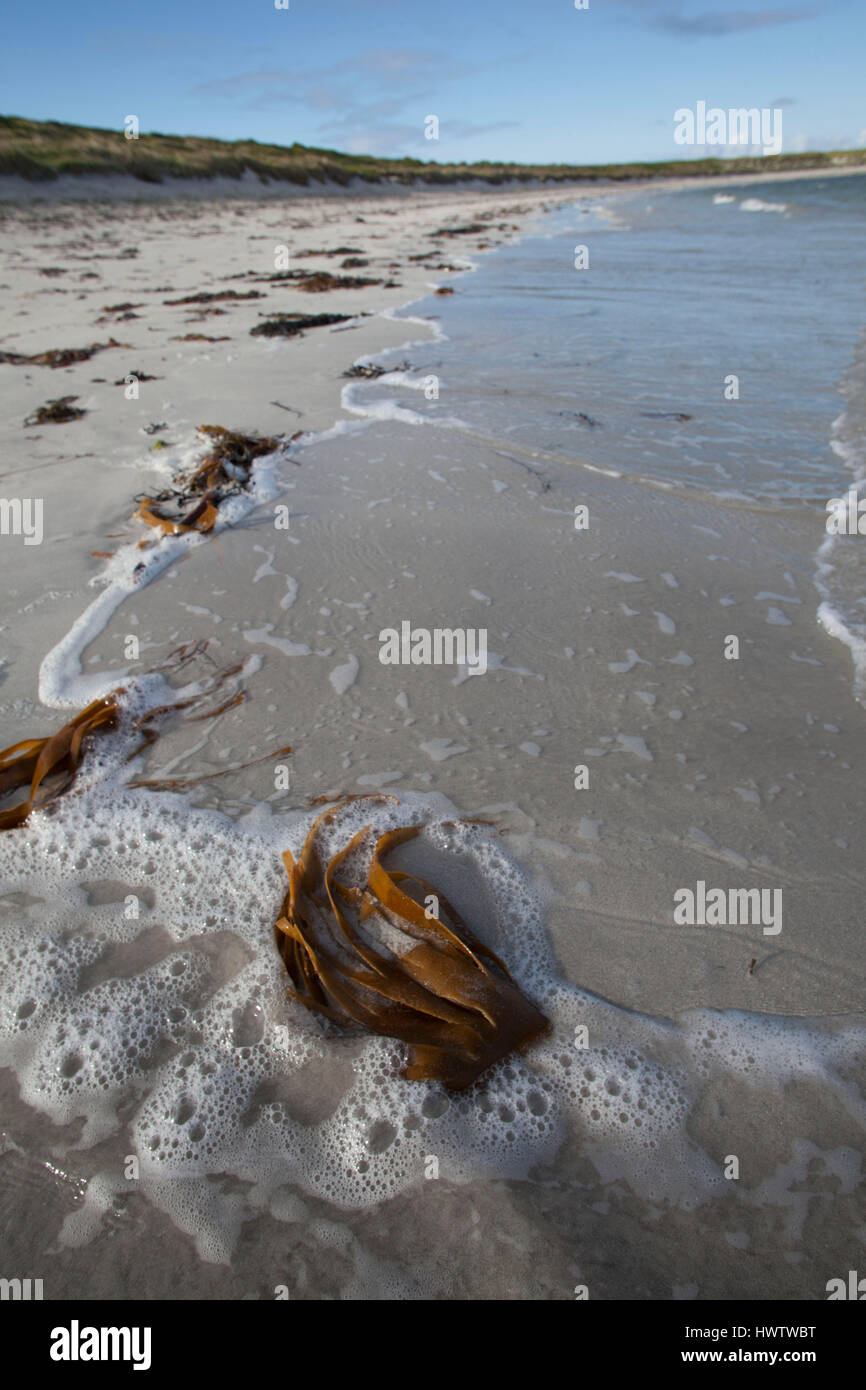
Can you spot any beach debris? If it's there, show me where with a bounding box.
[134,424,283,537]
[434,286,455,296]
[558,410,600,427]
[0,337,129,368]
[270,400,303,416]
[274,797,549,1090]
[640,411,692,422]
[248,269,381,292]
[23,396,85,426]
[291,271,380,291]
[163,289,264,305]
[0,647,289,829]
[494,449,551,491]
[342,360,409,380]
[0,695,119,831]
[285,246,365,259]
[429,223,488,237]
[141,422,167,435]
[251,313,351,339]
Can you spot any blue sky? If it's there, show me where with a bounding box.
[2,0,864,164]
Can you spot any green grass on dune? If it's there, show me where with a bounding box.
[1,115,863,187]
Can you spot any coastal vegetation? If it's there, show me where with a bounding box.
[2,114,863,187]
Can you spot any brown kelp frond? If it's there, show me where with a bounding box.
[250,313,351,338]
[342,360,409,380]
[0,695,119,831]
[163,290,264,305]
[308,790,399,808]
[274,798,549,1089]
[0,338,129,368]
[0,641,270,828]
[128,741,291,791]
[23,396,86,426]
[135,493,220,536]
[134,424,286,538]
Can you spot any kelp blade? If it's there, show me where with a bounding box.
[274,800,549,1089]
[0,696,119,831]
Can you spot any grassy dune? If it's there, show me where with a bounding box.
[1,115,864,187]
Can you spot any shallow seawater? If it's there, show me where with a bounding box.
[1,181,865,1298]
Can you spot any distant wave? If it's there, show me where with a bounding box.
[739,197,787,213]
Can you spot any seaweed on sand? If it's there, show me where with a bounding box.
[274,798,549,1089]
[0,696,119,830]
[23,396,85,425]
[250,313,351,339]
[245,270,381,292]
[342,360,409,380]
[428,222,488,237]
[0,646,291,829]
[163,290,264,306]
[0,338,129,368]
[134,424,285,537]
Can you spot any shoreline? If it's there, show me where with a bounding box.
[2,160,865,206]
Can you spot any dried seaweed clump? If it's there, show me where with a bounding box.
[342,360,408,380]
[163,290,264,306]
[274,800,549,1089]
[0,695,119,831]
[250,313,351,339]
[0,338,128,368]
[135,424,282,536]
[23,396,86,426]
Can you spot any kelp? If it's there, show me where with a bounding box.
[114,370,159,384]
[134,424,284,537]
[276,271,381,292]
[429,223,488,237]
[640,411,692,422]
[0,695,119,831]
[170,333,230,342]
[250,313,351,339]
[342,360,408,380]
[163,290,264,306]
[274,798,549,1089]
[23,396,85,425]
[0,646,288,828]
[0,338,128,368]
